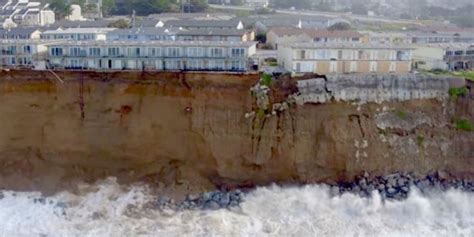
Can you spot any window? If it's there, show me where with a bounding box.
[148,48,161,57]
[454,50,464,56]
[187,59,204,70]
[210,48,224,57]
[108,47,120,56]
[89,48,101,56]
[188,47,204,57]
[466,50,474,55]
[168,47,181,57]
[370,61,377,72]
[231,60,244,70]
[51,47,63,56]
[231,48,245,57]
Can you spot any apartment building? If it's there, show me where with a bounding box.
[0,39,53,68]
[46,41,257,72]
[444,45,474,71]
[278,42,413,74]
[0,0,54,27]
[107,27,176,41]
[267,27,363,49]
[410,32,474,44]
[163,20,244,30]
[40,28,116,41]
[176,29,254,42]
[362,31,412,44]
[0,27,40,39]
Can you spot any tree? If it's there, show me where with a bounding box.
[48,0,72,19]
[102,0,116,16]
[271,0,310,10]
[71,0,86,8]
[327,22,351,31]
[188,0,208,13]
[230,0,244,6]
[108,19,130,28]
[351,3,368,15]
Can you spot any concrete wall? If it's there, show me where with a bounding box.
[296,74,465,104]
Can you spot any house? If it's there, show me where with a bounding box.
[278,42,413,74]
[410,32,474,44]
[107,27,176,41]
[46,41,257,72]
[362,31,413,44]
[444,45,474,71]
[412,44,452,71]
[0,39,54,68]
[40,28,116,41]
[244,0,269,8]
[0,0,54,27]
[267,27,363,49]
[176,29,255,42]
[0,26,40,39]
[46,19,114,30]
[163,20,244,30]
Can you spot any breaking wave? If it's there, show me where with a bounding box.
[0,178,473,237]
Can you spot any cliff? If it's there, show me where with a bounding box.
[0,70,472,196]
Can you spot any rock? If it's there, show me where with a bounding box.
[219,193,231,207]
[208,201,221,210]
[330,186,340,196]
[397,178,406,187]
[387,188,397,195]
[377,184,385,191]
[212,192,221,202]
[401,186,409,193]
[187,194,200,201]
[230,201,239,207]
[202,192,212,202]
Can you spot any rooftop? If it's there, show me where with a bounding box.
[164,20,241,28]
[283,42,414,50]
[176,28,249,36]
[42,28,117,34]
[47,40,258,48]
[269,27,363,38]
[109,27,176,35]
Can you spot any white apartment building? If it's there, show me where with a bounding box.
[0,39,54,68]
[0,0,55,27]
[40,28,116,41]
[46,41,257,72]
[278,42,413,74]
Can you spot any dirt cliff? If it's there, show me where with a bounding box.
[0,70,472,196]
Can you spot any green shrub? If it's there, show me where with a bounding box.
[455,118,473,132]
[395,110,408,119]
[261,74,272,87]
[449,87,469,97]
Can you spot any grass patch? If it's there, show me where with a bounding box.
[449,87,469,97]
[261,74,272,87]
[257,108,266,119]
[395,110,408,119]
[416,135,425,147]
[455,118,473,132]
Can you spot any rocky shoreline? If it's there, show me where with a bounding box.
[154,171,474,211]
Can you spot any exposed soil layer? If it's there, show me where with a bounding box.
[0,70,472,197]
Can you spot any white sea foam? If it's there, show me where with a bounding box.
[0,178,473,237]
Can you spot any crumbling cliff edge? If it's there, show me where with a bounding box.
[0,70,472,197]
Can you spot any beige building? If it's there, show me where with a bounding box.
[278,42,413,74]
[267,27,363,49]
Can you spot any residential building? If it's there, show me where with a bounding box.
[0,26,40,39]
[163,20,244,30]
[267,27,363,49]
[40,28,116,41]
[176,29,255,42]
[412,45,449,71]
[0,39,54,68]
[362,31,413,44]
[0,0,54,27]
[444,45,474,71]
[278,42,413,74]
[107,27,176,41]
[244,0,269,8]
[47,19,114,30]
[46,41,257,72]
[410,32,474,44]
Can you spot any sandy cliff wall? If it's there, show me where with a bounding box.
[0,70,472,195]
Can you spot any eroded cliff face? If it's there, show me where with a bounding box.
[0,70,472,196]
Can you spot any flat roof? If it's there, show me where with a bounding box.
[42,28,117,34]
[282,42,414,50]
[47,40,258,47]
